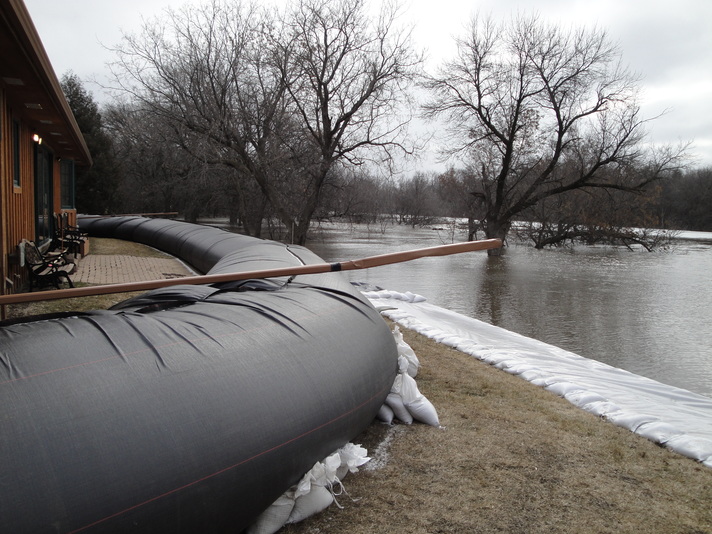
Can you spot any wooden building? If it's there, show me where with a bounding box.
[0,0,92,296]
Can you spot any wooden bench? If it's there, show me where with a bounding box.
[53,212,87,258]
[24,240,75,291]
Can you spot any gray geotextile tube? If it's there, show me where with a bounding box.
[0,217,397,533]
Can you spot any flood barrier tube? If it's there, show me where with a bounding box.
[0,217,398,533]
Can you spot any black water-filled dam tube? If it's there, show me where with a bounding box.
[0,217,398,533]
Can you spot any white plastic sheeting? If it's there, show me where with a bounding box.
[364,290,712,468]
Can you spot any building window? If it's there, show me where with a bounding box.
[60,159,75,209]
[12,119,21,187]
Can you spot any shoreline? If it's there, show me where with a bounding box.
[365,290,712,468]
[283,325,712,533]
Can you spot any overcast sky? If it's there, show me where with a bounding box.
[24,0,712,169]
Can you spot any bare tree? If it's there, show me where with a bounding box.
[512,162,680,250]
[423,13,686,254]
[393,172,439,227]
[106,103,212,219]
[271,0,422,243]
[108,0,298,236]
[107,0,420,244]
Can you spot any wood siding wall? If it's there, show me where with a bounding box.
[0,88,5,295]
[2,92,39,294]
[2,93,79,297]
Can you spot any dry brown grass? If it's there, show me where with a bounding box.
[89,237,172,258]
[283,327,712,534]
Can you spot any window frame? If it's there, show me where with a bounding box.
[60,159,76,209]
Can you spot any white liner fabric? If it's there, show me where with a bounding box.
[364,290,712,468]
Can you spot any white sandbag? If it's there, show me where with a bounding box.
[336,465,349,481]
[376,403,394,424]
[385,392,413,424]
[246,493,295,534]
[286,485,334,524]
[294,463,317,498]
[399,372,440,427]
[390,372,403,394]
[323,452,341,484]
[397,355,410,375]
[406,392,440,427]
[336,443,370,480]
[295,460,337,498]
[393,326,419,377]
[255,443,370,529]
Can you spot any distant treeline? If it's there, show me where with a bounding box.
[660,167,712,231]
[309,166,712,234]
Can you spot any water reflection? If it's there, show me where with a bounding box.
[307,223,712,399]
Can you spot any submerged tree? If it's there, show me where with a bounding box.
[514,183,676,251]
[423,14,686,254]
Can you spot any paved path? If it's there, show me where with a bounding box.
[73,255,193,285]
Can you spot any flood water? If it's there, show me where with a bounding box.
[306,222,712,399]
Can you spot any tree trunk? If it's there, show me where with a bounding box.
[467,217,478,241]
[293,219,310,246]
[485,218,509,256]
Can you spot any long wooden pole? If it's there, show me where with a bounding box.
[0,238,502,306]
[79,212,179,219]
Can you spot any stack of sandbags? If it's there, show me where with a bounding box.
[378,326,440,428]
[393,325,420,377]
[247,443,370,534]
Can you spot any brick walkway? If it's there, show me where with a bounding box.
[73,255,194,285]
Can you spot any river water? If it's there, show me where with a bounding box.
[306,222,712,399]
